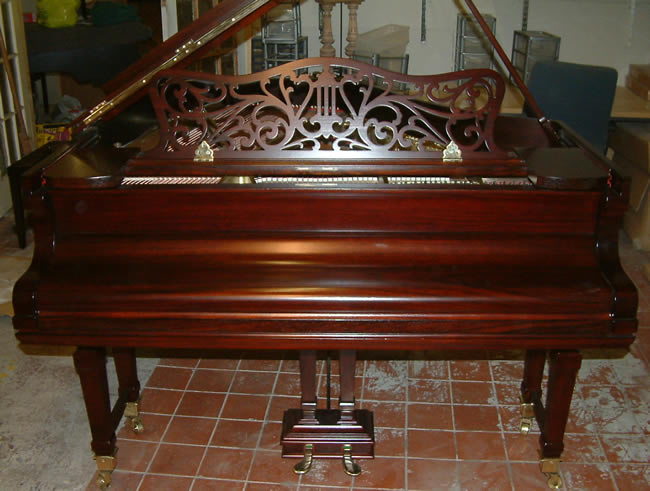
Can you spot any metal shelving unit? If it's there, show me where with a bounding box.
[455,13,496,71]
[511,31,561,84]
[259,1,307,70]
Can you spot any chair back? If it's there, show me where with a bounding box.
[525,61,617,153]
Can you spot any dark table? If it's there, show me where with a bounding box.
[25,21,152,85]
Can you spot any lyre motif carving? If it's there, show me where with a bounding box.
[147,57,507,160]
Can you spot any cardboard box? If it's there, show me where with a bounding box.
[627,64,650,101]
[626,74,650,101]
[609,123,650,172]
[36,124,71,148]
[613,154,650,251]
[355,25,410,58]
[629,64,650,86]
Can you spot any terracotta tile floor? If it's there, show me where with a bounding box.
[88,330,649,491]
[1,212,648,490]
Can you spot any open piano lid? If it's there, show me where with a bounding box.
[75,0,282,130]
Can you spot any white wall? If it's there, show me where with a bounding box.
[294,0,650,82]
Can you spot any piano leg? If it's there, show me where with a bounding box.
[73,347,117,490]
[520,350,546,434]
[114,348,143,434]
[281,350,374,474]
[520,349,581,489]
[73,347,143,489]
[538,350,582,489]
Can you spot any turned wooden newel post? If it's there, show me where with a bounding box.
[317,0,365,58]
[344,0,362,57]
[318,0,336,57]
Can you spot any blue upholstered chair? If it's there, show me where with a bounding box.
[525,61,618,154]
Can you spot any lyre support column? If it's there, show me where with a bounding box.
[73,347,117,490]
[338,349,361,476]
[344,0,364,57]
[338,349,356,421]
[299,350,318,423]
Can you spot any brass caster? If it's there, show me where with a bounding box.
[540,458,562,489]
[129,416,144,434]
[125,402,144,434]
[96,471,111,490]
[342,444,361,476]
[546,473,563,489]
[293,443,313,475]
[520,399,535,435]
[94,454,116,490]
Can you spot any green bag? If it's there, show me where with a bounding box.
[37,0,80,28]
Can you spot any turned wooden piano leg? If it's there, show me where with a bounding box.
[113,348,143,434]
[538,350,582,489]
[520,349,546,434]
[73,347,117,490]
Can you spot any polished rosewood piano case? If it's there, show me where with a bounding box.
[12,0,638,488]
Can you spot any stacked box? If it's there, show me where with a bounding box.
[626,64,650,101]
[610,123,650,250]
[511,31,560,84]
[36,124,71,147]
[455,14,496,71]
[354,25,410,74]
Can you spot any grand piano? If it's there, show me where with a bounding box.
[12,0,638,488]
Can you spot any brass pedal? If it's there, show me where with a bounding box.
[293,444,313,474]
[342,444,361,476]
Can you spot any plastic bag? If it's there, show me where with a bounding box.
[51,95,83,123]
[37,0,80,28]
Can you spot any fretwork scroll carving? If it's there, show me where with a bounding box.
[147,57,508,161]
